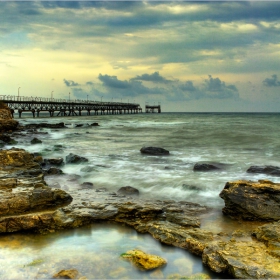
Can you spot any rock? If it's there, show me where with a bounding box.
[140,146,169,155]
[80,182,94,189]
[43,158,64,166]
[66,153,88,164]
[44,167,63,175]
[90,122,99,126]
[247,165,280,176]
[193,163,220,172]
[202,239,280,278]
[0,102,19,132]
[220,180,280,221]
[53,269,79,279]
[75,124,83,127]
[24,122,66,129]
[121,249,167,270]
[117,186,139,196]
[31,137,42,144]
[182,184,201,191]
[0,148,72,233]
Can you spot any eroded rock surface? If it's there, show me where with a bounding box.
[220,179,280,221]
[0,102,18,132]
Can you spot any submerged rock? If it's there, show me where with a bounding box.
[247,165,280,176]
[53,269,79,279]
[193,163,220,172]
[220,179,280,221]
[140,146,169,155]
[121,249,167,270]
[31,137,42,144]
[117,186,139,196]
[24,122,66,129]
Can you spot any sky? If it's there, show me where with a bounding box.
[1,1,280,112]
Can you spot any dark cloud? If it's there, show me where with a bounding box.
[180,81,197,92]
[130,72,174,84]
[98,74,131,89]
[263,74,280,87]
[63,79,80,87]
[98,73,166,97]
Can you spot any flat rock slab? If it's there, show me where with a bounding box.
[140,147,169,155]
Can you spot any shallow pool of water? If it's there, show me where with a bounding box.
[0,222,230,279]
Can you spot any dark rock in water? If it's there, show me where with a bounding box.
[75,124,83,127]
[247,165,280,176]
[182,184,201,191]
[54,144,64,151]
[91,122,99,126]
[193,163,220,172]
[0,140,5,147]
[80,166,95,173]
[140,147,169,156]
[44,167,63,175]
[65,153,88,164]
[24,122,65,129]
[31,137,42,144]
[43,158,64,167]
[117,186,140,196]
[220,179,280,221]
[80,182,94,189]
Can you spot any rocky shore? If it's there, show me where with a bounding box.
[0,104,280,279]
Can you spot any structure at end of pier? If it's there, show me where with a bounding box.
[145,103,161,113]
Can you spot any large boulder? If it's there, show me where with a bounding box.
[140,146,169,155]
[0,148,72,233]
[219,180,280,221]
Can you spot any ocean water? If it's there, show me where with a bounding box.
[2,112,279,279]
[13,112,280,208]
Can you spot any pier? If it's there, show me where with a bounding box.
[145,103,161,113]
[0,95,142,118]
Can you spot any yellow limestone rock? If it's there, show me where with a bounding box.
[121,249,167,270]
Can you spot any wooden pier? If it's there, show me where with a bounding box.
[145,104,161,113]
[0,95,142,118]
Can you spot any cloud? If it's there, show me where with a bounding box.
[130,72,175,84]
[263,74,280,87]
[203,75,239,99]
[63,79,80,87]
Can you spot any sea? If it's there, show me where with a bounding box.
[1,112,279,279]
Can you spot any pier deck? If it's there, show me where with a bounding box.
[0,95,142,118]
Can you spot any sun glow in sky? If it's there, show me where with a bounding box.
[1,1,280,112]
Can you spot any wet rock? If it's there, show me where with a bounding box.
[117,186,139,196]
[140,146,169,155]
[80,182,94,189]
[193,163,220,172]
[53,269,79,279]
[75,124,83,127]
[66,153,88,164]
[121,249,167,270]
[31,137,42,144]
[220,180,280,221]
[247,165,280,176]
[182,184,201,191]
[44,167,63,175]
[43,158,64,166]
[24,122,66,129]
[90,122,99,126]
